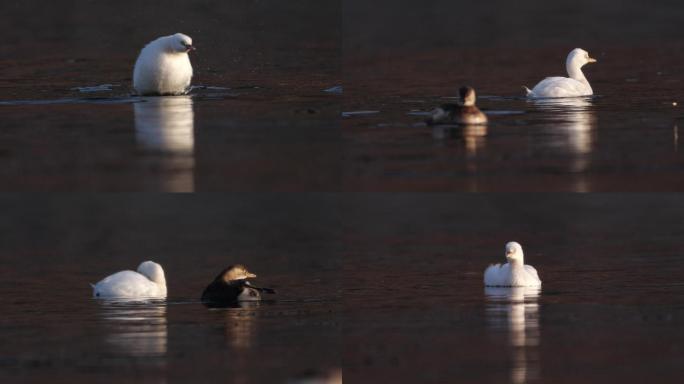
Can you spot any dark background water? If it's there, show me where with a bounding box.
[0,195,341,383]
[2,0,684,383]
[341,194,684,383]
[4,195,683,383]
[0,0,341,192]
[1,1,683,191]
[342,0,684,191]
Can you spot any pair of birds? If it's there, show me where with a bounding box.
[91,241,540,303]
[428,48,598,125]
[91,263,276,304]
[132,33,596,129]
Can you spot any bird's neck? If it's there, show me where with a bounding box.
[566,63,588,84]
[509,258,524,267]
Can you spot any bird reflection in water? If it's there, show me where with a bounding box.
[203,301,259,384]
[216,301,259,351]
[674,125,679,152]
[432,124,487,191]
[530,98,596,168]
[529,97,597,191]
[134,96,195,192]
[432,124,487,156]
[287,368,343,384]
[98,299,168,362]
[486,287,540,384]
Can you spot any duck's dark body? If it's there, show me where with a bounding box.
[201,279,251,303]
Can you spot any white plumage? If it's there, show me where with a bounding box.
[525,48,597,98]
[92,261,167,299]
[133,33,195,96]
[484,242,541,287]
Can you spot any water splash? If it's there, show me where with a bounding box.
[323,85,343,94]
[70,84,120,93]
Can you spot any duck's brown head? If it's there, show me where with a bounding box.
[220,264,257,282]
[459,86,477,107]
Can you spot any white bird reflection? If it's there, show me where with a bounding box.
[134,96,195,192]
[486,286,540,384]
[674,125,679,152]
[529,97,596,173]
[529,98,597,192]
[98,299,168,361]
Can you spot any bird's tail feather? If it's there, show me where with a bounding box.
[253,286,277,294]
[244,280,276,294]
[523,86,533,96]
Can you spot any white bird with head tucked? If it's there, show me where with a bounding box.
[524,48,597,98]
[484,242,541,287]
[92,261,167,299]
[133,33,195,96]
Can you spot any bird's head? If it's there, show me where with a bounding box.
[137,261,166,285]
[505,241,524,263]
[221,265,257,282]
[458,86,477,107]
[169,33,195,53]
[567,48,596,69]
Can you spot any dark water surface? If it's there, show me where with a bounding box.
[342,45,684,191]
[341,0,684,191]
[0,92,340,191]
[341,195,684,383]
[3,0,684,383]
[0,195,341,383]
[3,2,684,191]
[0,0,340,191]
[2,195,684,383]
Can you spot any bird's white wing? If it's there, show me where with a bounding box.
[531,77,590,98]
[484,263,507,286]
[524,265,541,282]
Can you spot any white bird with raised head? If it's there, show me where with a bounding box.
[484,242,541,287]
[524,48,597,98]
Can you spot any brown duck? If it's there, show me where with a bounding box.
[201,265,276,305]
[426,86,488,125]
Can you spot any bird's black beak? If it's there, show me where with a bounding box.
[185,44,196,52]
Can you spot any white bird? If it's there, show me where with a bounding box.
[133,33,195,96]
[92,261,167,299]
[484,242,541,287]
[524,48,597,98]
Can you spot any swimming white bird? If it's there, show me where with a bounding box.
[484,242,541,287]
[133,33,195,96]
[524,48,597,98]
[92,261,167,299]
